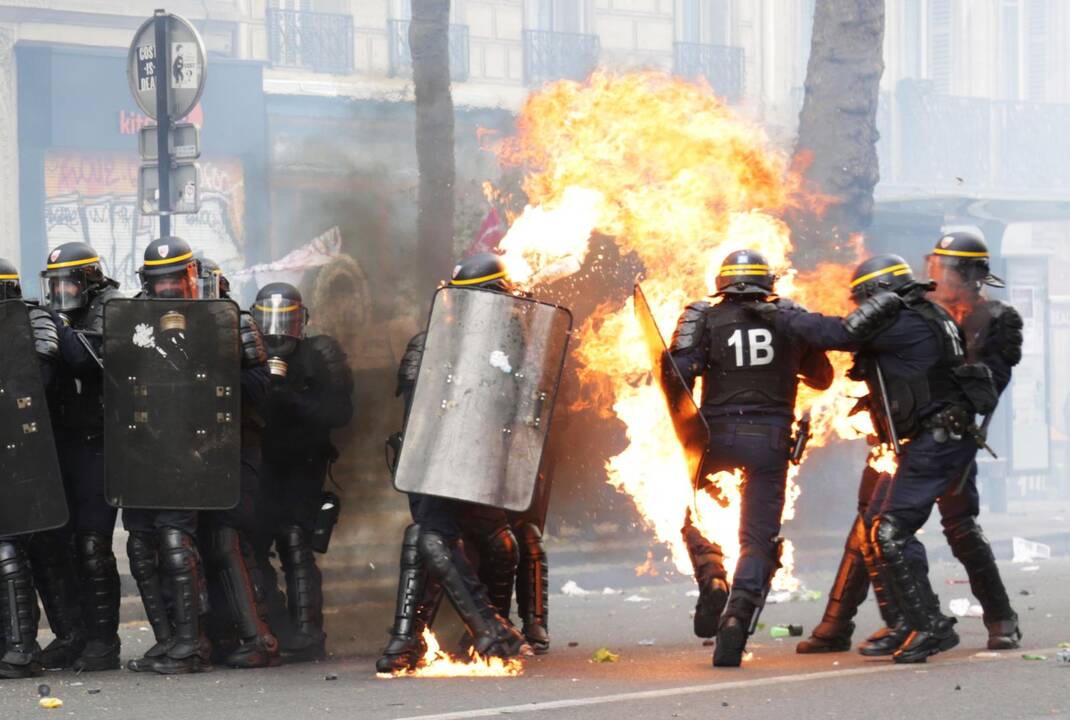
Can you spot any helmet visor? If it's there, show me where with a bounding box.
[41,272,88,311]
[147,264,200,299]
[253,295,304,340]
[199,269,221,299]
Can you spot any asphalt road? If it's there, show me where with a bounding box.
[2,554,1067,720]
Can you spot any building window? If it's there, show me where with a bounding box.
[534,0,583,33]
[900,0,922,78]
[928,0,952,93]
[1000,0,1021,100]
[677,0,731,45]
[1026,0,1047,101]
[267,0,354,74]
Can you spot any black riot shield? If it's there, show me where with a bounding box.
[0,301,68,536]
[634,283,710,490]
[103,298,241,510]
[394,287,572,512]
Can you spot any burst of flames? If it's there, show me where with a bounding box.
[381,629,523,679]
[494,70,893,591]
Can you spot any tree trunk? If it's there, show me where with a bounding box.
[411,0,455,290]
[789,0,885,262]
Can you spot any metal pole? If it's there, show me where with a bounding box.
[153,9,171,237]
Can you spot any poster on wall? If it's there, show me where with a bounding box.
[42,149,245,293]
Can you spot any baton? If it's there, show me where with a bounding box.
[73,330,104,370]
[874,362,901,455]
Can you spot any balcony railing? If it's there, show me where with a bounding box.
[522,29,600,88]
[673,42,745,102]
[267,8,354,74]
[387,19,470,82]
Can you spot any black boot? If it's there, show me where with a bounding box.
[870,516,958,664]
[0,541,42,679]
[944,518,1021,650]
[682,514,728,638]
[213,527,280,668]
[713,588,763,668]
[126,531,173,672]
[277,525,325,661]
[857,525,908,656]
[73,532,121,671]
[376,524,444,673]
[515,523,550,654]
[417,532,526,659]
[798,516,869,654]
[28,530,86,669]
[152,528,211,674]
[476,525,519,623]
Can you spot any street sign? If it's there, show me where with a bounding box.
[127,12,207,121]
[139,123,201,161]
[139,163,200,215]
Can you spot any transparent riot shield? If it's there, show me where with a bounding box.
[634,283,710,490]
[103,298,241,510]
[394,287,572,511]
[0,301,68,536]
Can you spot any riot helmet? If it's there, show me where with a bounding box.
[253,282,307,357]
[714,249,776,297]
[40,242,106,312]
[849,254,916,303]
[138,237,200,299]
[926,230,1004,290]
[197,257,231,299]
[0,257,22,299]
[449,252,514,293]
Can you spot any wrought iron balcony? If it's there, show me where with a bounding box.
[387,19,470,82]
[673,42,745,102]
[267,8,354,74]
[522,29,600,88]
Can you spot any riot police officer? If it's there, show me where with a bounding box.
[763,254,997,663]
[30,242,123,672]
[667,249,833,667]
[252,282,353,661]
[0,259,60,679]
[376,253,531,673]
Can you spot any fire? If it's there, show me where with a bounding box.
[381,630,523,679]
[491,71,887,591]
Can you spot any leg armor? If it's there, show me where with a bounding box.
[277,525,326,659]
[944,517,1020,649]
[417,531,525,659]
[857,525,909,656]
[73,532,121,671]
[376,524,444,673]
[797,515,869,654]
[28,530,86,669]
[152,527,211,674]
[682,514,728,639]
[0,541,41,679]
[212,526,279,668]
[476,525,519,621]
[514,522,549,654]
[126,531,173,672]
[712,588,763,668]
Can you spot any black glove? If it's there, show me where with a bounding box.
[239,312,267,368]
[843,292,903,341]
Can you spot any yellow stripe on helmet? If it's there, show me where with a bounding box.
[849,263,911,288]
[0,273,19,280]
[143,251,194,267]
[46,256,100,270]
[450,270,507,286]
[253,303,300,313]
[720,264,770,271]
[720,269,771,276]
[932,248,989,258]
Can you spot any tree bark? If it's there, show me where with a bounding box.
[789,0,885,262]
[411,0,455,290]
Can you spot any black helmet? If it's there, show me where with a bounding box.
[197,257,231,299]
[138,237,200,299]
[0,257,22,300]
[40,241,107,312]
[253,282,307,356]
[927,230,1004,289]
[714,249,775,296]
[849,254,916,302]
[449,252,513,292]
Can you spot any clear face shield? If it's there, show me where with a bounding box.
[198,269,222,300]
[146,263,201,300]
[41,272,89,312]
[253,295,306,356]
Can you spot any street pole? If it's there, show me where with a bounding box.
[153,8,172,238]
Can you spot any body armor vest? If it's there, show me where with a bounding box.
[51,286,118,431]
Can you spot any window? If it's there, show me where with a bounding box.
[1000,0,1021,100]
[928,0,952,93]
[900,0,922,78]
[677,0,731,45]
[534,0,582,33]
[1026,0,1047,100]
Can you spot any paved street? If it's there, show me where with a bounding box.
[2,551,1067,720]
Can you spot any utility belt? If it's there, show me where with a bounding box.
[920,405,972,443]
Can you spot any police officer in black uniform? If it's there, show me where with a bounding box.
[376,253,528,673]
[0,259,60,679]
[252,282,353,661]
[763,254,997,663]
[668,249,834,667]
[29,242,123,672]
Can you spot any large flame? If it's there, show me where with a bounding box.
[495,71,891,590]
[380,630,523,679]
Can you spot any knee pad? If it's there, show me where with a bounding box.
[0,539,27,577]
[416,532,453,579]
[485,526,519,573]
[515,522,545,558]
[943,516,988,555]
[401,524,422,567]
[277,525,313,568]
[211,526,241,566]
[77,532,116,577]
[126,532,158,581]
[872,515,907,559]
[160,528,196,575]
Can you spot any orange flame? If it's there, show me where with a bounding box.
[381,630,523,679]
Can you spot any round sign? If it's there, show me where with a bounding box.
[126,12,208,121]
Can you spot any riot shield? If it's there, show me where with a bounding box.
[634,283,710,490]
[0,301,68,536]
[104,298,241,510]
[394,287,572,512]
